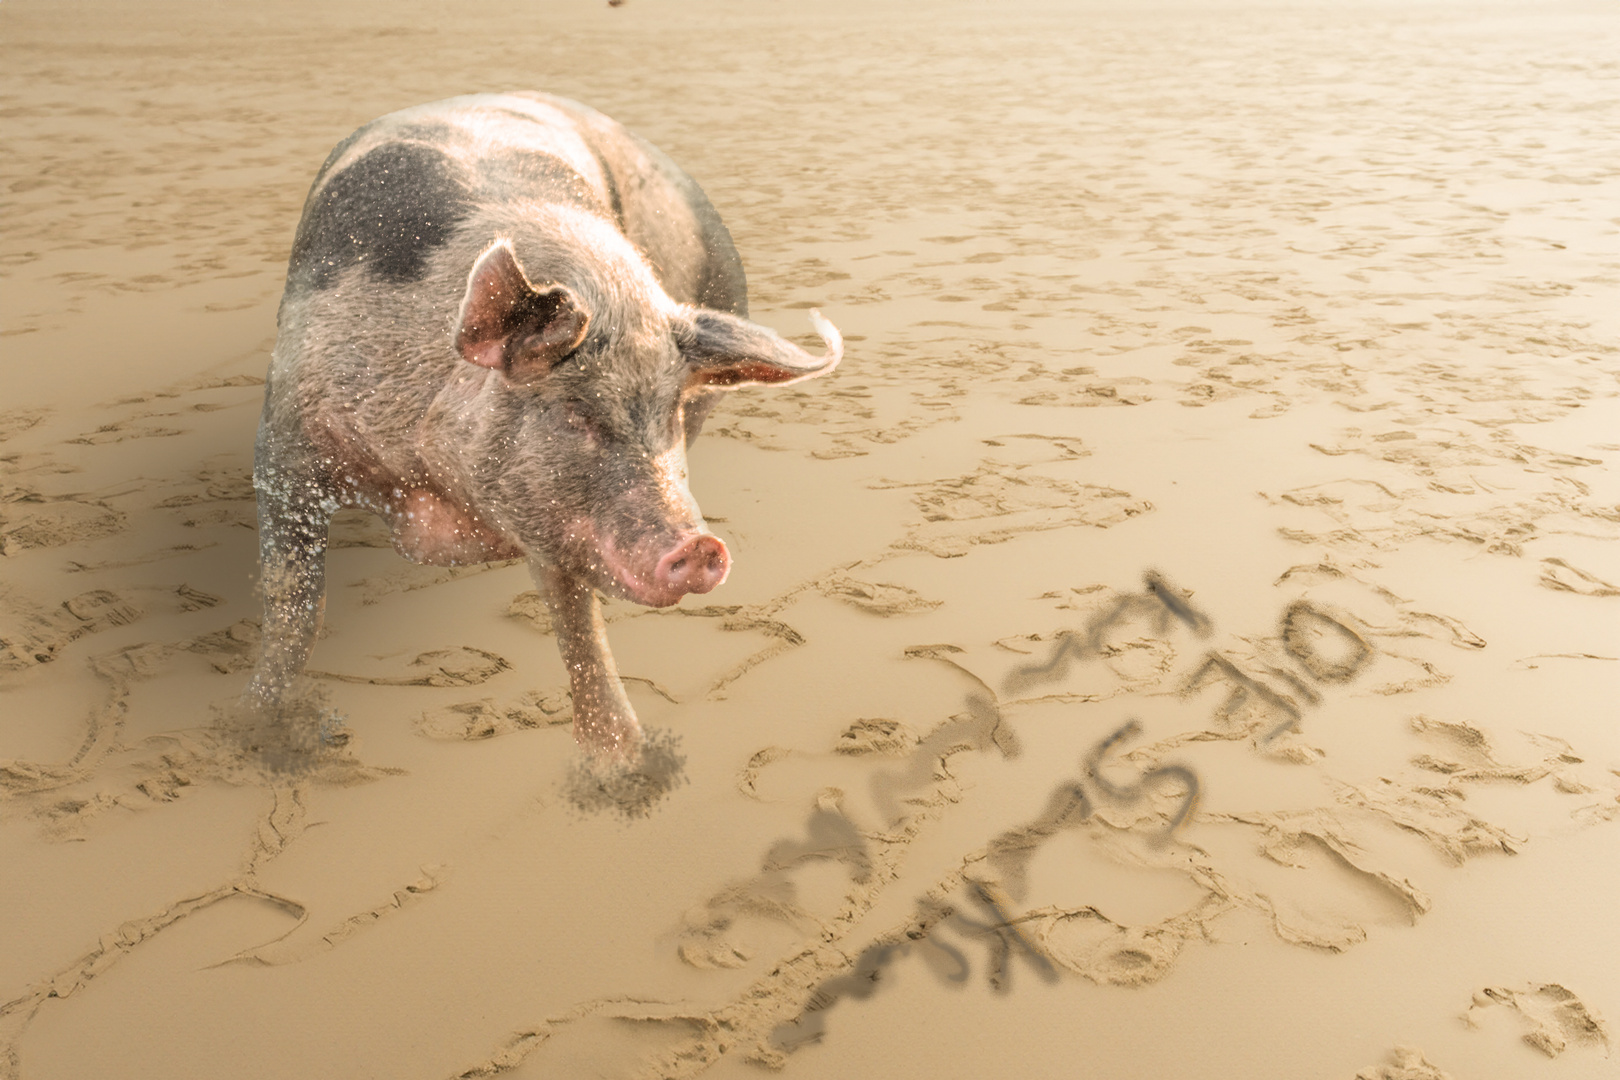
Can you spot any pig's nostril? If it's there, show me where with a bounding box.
[656,534,730,597]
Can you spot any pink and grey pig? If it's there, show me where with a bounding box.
[246,93,841,758]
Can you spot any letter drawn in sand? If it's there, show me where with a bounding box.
[1281,599,1373,683]
[1083,719,1201,841]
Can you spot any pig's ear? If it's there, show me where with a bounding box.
[676,308,842,388]
[455,239,589,381]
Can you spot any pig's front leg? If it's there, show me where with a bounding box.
[529,559,643,759]
[243,473,331,710]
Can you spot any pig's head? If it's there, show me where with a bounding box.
[450,231,840,608]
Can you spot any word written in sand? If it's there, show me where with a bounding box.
[771,572,1380,1051]
[1002,571,1215,846]
[883,574,1377,996]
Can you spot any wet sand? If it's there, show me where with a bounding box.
[3,1,1618,1077]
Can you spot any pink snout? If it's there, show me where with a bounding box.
[655,533,731,598]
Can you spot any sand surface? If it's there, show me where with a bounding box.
[3,1,1619,1077]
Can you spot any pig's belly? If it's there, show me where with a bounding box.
[385,488,525,566]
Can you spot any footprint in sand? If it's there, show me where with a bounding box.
[1466,982,1613,1059]
[0,496,127,555]
[818,574,941,616]
[1353,1047,1456,1080]
[0,586,143,673]
[1539,556,1620,597]
[309,646,512,688]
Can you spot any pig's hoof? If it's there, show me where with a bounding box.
[563,725,688,819]
[215,680,356,774]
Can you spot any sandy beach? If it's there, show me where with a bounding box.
[3,1,1618,1077]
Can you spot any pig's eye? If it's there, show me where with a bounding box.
[519,333,580,368]
[564,408,601,444]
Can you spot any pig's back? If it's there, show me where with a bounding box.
[284,94,742,312]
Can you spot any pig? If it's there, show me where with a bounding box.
[244,93,841,759]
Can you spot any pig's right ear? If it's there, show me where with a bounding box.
[455,239,589,382]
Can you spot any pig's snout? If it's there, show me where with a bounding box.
[656,533,730,598]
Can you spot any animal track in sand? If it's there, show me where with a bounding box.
[707,379,953,461]
[817,574,941,616]
[0,586,143,673]
[1539,556,1620,597]
[416,690,573,742]
[1269,423,1617,564]
[0,495,126,555]
[1465,982,1613,1059]
[1353,1047,1456,1080]
[876,467,1150,559]
[308,646,511,688]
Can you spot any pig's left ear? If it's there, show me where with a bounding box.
[675,308,843,388]
[455,239,589,381]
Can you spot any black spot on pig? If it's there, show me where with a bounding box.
[288,142,471,290]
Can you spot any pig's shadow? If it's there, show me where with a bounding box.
[562,725,688,819]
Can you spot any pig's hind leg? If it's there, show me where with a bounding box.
[243,451,334,711]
